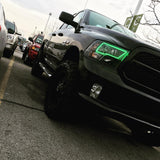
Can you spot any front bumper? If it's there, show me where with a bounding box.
[80,55,160,128]
[28,50,38,60]
[5,43,14,50]
[79,92,160,132]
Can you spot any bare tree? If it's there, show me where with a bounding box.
[143,0,160,25]
[140,0,160,44]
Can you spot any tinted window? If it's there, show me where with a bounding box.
[5,20,15,30]
[73,11,84,23]
[88,11,136,37]
[66,11,84,29]
[60,23,68,29]
[5,20,15,34]
[35,35,44,44]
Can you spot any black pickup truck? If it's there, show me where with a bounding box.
[32,9,160,146]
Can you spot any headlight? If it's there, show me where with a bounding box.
[31,46,35,50]
[86,41,129,62]
[31,46,39,52]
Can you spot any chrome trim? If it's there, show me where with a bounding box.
[39,62,52,77]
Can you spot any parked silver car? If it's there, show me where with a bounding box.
[0,2,7,58]
[3,20,20,58]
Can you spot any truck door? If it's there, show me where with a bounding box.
[45,11,85,68]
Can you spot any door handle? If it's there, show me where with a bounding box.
[58,33,63,36]
[52,33,56,36]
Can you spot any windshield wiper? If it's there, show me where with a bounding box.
[106,23,119,29]
[110,23,119,29]
[106,25,111,29]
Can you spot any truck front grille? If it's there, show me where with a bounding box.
[122,52,160,97]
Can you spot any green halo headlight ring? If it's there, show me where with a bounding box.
[95,42,129,61]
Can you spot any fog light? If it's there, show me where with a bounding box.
[147,130,154,134]
[90,83,102,99]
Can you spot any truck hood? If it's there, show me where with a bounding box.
[83,25,160,52]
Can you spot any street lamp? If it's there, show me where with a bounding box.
[44,12,52,35]
[84,0,89,9]
[127,0,143,29]
[33,26,37,35]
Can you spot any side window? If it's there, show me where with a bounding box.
[59,23,68,30]
[66,11,84,29]
[73,11,84,23]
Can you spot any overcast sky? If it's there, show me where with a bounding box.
[1,0,151,38]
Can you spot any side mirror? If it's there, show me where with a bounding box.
[28,37,33,42]
[59,11,78,28]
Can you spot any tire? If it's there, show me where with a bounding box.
[11,48,15,56]
[22,53,25,60]
[22,48,28,60]
[3,49,12,58]
[24,53,29,64]
[44,60,79,119]
[31,60,43,77]
[31,46,44,77]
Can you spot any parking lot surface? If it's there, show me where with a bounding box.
[0,49,160,160]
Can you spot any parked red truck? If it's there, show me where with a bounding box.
[22,34,44,64]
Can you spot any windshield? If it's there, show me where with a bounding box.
[88,11,117,29]
[5,20,15,32]
[111,24,136,37]
[88,11,136,37]
[35,35,44,44]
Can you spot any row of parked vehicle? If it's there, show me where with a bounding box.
[21,34,44,65]
[0,2,7,58]
[0,2,21,59]
[1,0,160,146]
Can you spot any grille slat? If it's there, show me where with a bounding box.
[134,53,160,71]
[134,60,160,75]
[122,52,160,96]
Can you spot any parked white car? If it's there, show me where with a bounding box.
[3,20,20,58]
[0,2,7,58]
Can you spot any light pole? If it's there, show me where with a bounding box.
[133,0,143,16]
[44,12,52,35]
[128,0,143,29]
[33,26,37,35]
[84,0,89,9]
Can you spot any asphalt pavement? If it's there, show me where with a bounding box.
[0,49,160,160]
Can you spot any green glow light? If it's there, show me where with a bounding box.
[96,42,129,61]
